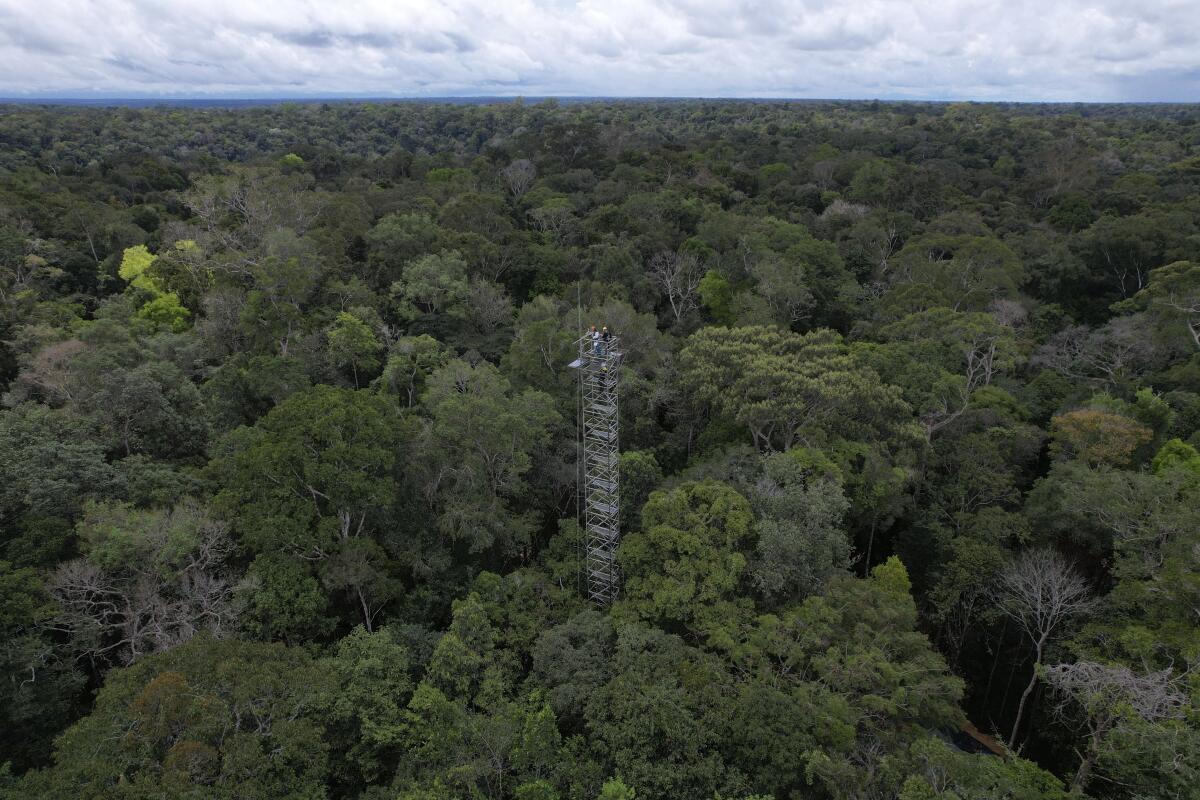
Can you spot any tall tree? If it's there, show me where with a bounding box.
[748,449,851,604]
[990,549,1094,745]
[9,637,336,800]
[49,499,237,668]
[678,325,918,452]
[213,385,402,631]
[617,480,754,646]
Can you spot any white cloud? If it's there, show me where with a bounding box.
[0,0,1197,100]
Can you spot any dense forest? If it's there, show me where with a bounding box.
[0,99,1198,800]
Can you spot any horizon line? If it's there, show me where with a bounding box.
[2,95,1198,107]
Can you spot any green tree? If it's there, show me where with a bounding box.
[679,325,917,452]
[376,334,449,408]
[365,212,443,286]
[413,359,559,557]
[584,625,730,799]
[241,254,319,357]
[83,360,208,458]
[1128,260,1200,352]
[213,385,401,631]
[741,251,815,328]
[10,636,335,800]
[864,307,1019,439]
[117,245,190,332]
[1152,438,1200,478]
[698,270,735,325]
[501,295,575,411]
[0,561,84,772]
[617,480,754,646]
[1077,212,1190,300]
[597,777,637,800]
[399,594,567,798]
[898,737,1068,800]
[531,610,614,732]
[321,625,414,788]
[238,552,336,643]
[885,232,1023,313]
[0,403,120,565]
[327,310,383,388]
[393,251,469,319]
[749,449,851,605]
[618,451,663,530]
[1050,408,1153,467]
[731,558,965,800]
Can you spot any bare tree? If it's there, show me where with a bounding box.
[1161,293,1200,351]
[817,198,869,222]
[811,160,837,188]
[461,279,514,337]
[47,501,239,669]
[1044,661,1188,794]
[194,287,248,361]
[848,215,902,275]
[473,242,518,283]
[649,250,703,324]
[1033,318,1153,389]
[990,298,1028,329]
[989,549,1095,746]
[10,338,85,405]
[500,158,537,200]
[527,202,575,243]
[184,169,326,273]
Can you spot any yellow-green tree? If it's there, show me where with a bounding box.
[118,245,190,332]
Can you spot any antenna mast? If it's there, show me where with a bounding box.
[569,332,622,605]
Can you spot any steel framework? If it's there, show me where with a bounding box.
[569,333,622,605]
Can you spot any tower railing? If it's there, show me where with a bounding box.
[570,333,621,605]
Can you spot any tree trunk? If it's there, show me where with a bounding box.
[863,520,877,577]
[1000,652,1019,718]
[1009,638,1045,745]
[1071,733,1100,795]
[982,619,1007,709]
[356,586,374,633]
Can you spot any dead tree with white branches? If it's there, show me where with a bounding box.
[649,250,703,325]
[500,158,537,200]
[1032,318,1154,389]
[989,549,1095,746]
[47,500,239,669]
[1044,661,1188,794]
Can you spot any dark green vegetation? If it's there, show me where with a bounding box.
[1,99,1199,799]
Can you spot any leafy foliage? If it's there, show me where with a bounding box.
[2,99,1199,800]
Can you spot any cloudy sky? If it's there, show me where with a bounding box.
[1,0,1198,101]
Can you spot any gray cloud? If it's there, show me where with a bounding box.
[0,0,1197,100]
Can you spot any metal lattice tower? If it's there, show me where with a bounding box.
[569,333,622,605]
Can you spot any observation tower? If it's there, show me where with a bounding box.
[569,332,622,605]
